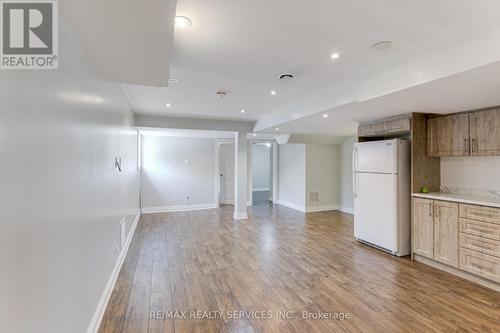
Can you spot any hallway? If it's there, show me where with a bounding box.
[99,206,500,333]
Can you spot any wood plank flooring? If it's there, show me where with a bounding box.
[99,204,500,333]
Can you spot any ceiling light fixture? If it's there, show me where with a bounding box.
[240,109,245,114]
[330,52,340,59]
[371,41,393,51]
[175,16,192,28]
[322,114,329,118]
[166,103,171,108]
[270,90,277,95]
[279,73,294,84]
[253,133,257,137]
[275,127,280,131]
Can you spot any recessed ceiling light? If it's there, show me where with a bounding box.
[270,90,277,95]
[175,16,192,28]
[240,109,245,114]
[253,133,257,137]
[166,103,171,107]
[330,53,340,59]
[275,127,280,131]
[322,114,329,118]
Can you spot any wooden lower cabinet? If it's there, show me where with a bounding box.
[433,201,459,267]
[413,198,434,259]
[414,198,500,286]
[459,248,500,283]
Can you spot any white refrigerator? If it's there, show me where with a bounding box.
[353,139,411,256]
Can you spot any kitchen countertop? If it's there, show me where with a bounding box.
[412,192,500,208]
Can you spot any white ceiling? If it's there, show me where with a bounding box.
[123,0,500,138]
[276,60,500,137]
[61,0,176,86]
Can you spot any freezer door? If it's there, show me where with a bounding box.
[354,139,398,174]
[354,173,398,253]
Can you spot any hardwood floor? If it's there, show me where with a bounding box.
[99,204,500,333]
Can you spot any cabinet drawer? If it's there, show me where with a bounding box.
[459,218,500,241]
[459,248,500,283]
[460,204,500,224]
[459,233,500,257]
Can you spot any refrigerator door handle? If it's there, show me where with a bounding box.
[353,147,358,198]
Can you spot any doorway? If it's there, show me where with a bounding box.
[251,142,273,205]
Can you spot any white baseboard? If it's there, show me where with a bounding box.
[305,204,339,213]
[336,206,354,214]
[277,200,306,212]
[277,201,354,215]
[87,210,141,333]
[220,200,234,205]
[253,187,270,192]
[142,203,217,214]
[233,211,249,220]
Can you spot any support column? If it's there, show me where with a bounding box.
[234,132,248,220]
[272,142,279,203]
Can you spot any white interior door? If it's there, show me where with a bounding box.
[219,143,235,204]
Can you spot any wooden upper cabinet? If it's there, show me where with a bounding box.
[427,114,470,157]
[433,201,459,268]
[413,198,434,259]
[469,108,500,156]
[358,115,411,138]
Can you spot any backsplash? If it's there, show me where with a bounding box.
[441,156,500,199]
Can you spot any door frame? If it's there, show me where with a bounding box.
[248,140,278,206]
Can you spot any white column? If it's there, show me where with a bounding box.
[272,142,279,203]
[234,132,248,220]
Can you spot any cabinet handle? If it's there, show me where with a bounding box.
[464,137,469,153]
[471,139,476,154]
[429,203,433,217]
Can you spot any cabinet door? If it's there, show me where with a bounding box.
[434,201,459,267]
[470,108,500,156]
[413,198,434,259]
[427,114,470,157]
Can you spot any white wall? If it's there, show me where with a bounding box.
[278,144,306,210]
[0,19,140,333]
[141,136,216,211]
[305,144,339,210]
[441,156,500,194]
[252,144,271,191]
[339,137,356,213]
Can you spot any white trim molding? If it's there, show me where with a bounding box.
[336,206,354,214]
[277,200,306,212]
[142,203,218,214]
[277,201,354,215]
[306,204,339,213]
[252,187,270,192]
[233,212,249,220]
[87,210,141,333]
